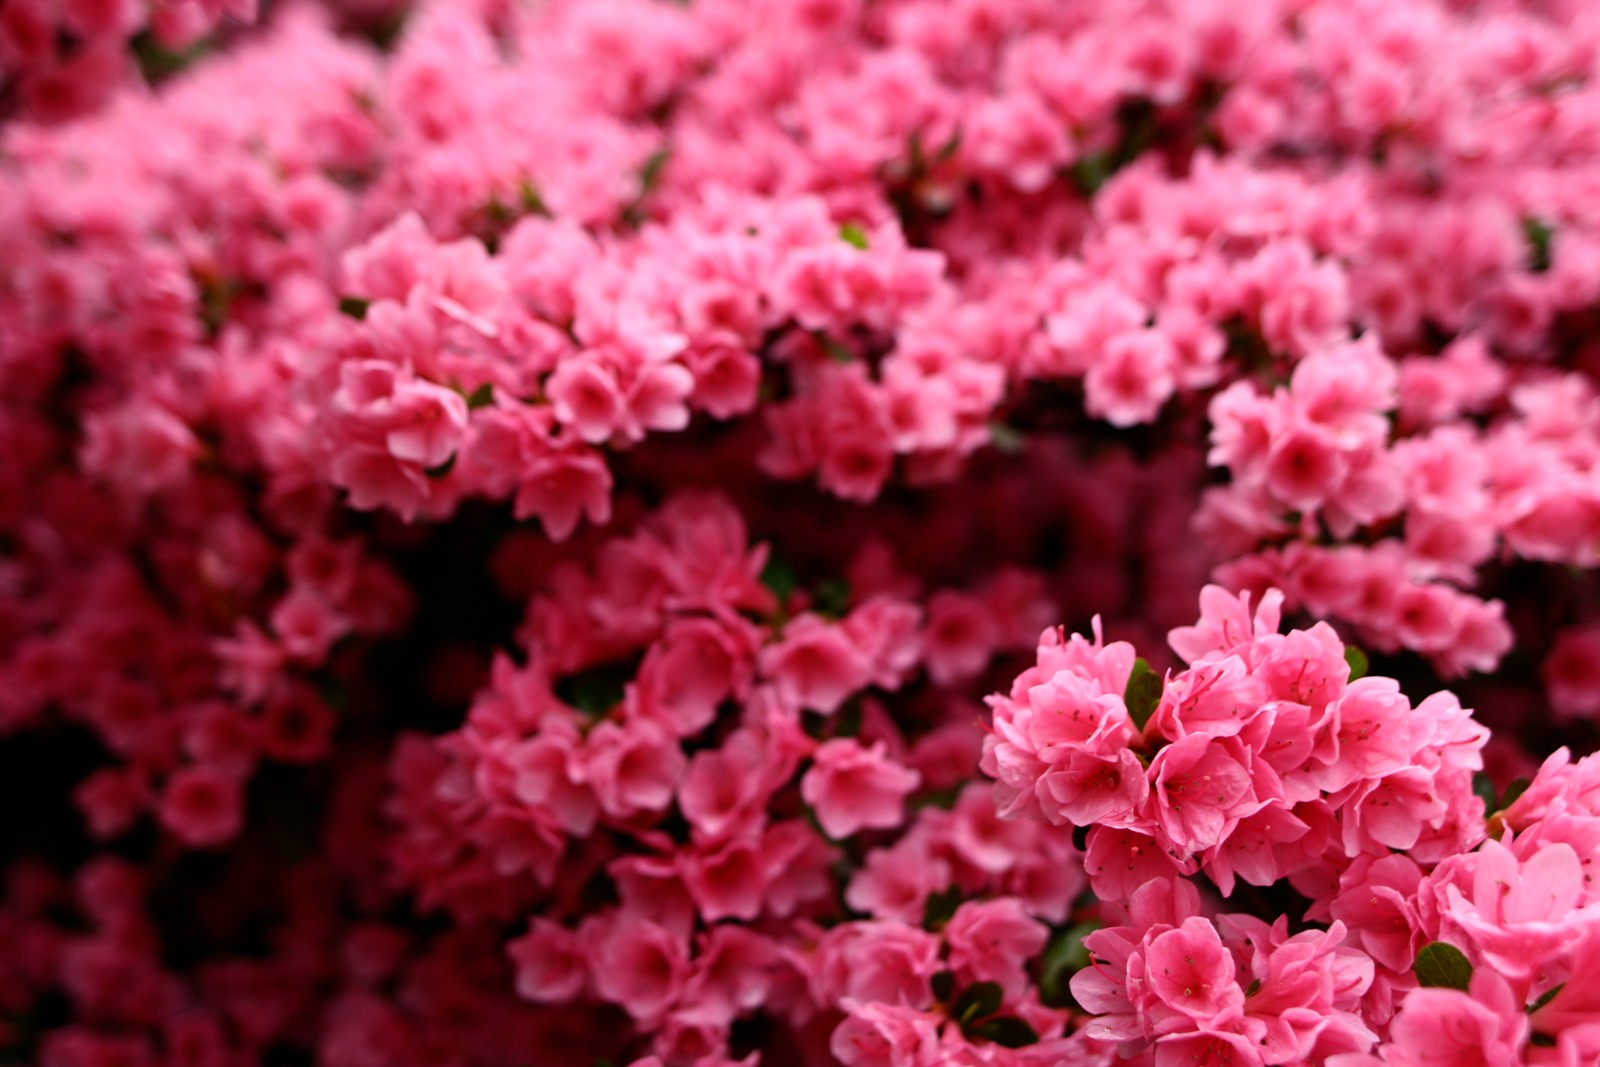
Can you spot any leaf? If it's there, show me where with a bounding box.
[1123,658,1163,732]
[931,970,955,1003]
[839,222,870,250]
[424,453,457,479]
[970,1016,1038,1048]
[1473,772,1498,812]
[813,578,852,618]
[1523,216,1554,274]
[760,552,799,604]
[464,382,495,409]
[638,146,672,196]
[555,661,634,717]
[622,147,673,226]
[989,422,1026,455]
[1528,983,1565,1014]
[911,785,962,812]
[1413,941,1472,991]
[338,296,371,319]
[1038,921,1100,1007]
[822,336,856,363]
[951,981,1003,1026]
[922,886,963,930]
[518,181,549,217]
[1343,646,1369,681]
[1069,152,1113,196]
[1245,979,1262,997]
[1499,777,1531,811]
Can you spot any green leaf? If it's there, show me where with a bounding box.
[1343,646,1369,681]
[813,578,852,618]
[622,147,673,226]
[1499,777,1531,811]
[338,296,371,319]
[1245,978,1262,997]
[951,981,1003,1026]
[1123,658,1163,732]
[1528,983,1565,1014]
[1530,1034,1557,1048]
[518,181,549,217]
[1069,152,1113,196]
[839,222,870,250]
[970,1016,1038,1048]
[555,661,633,717]
[638,146,672,196]
[1413,941,1472,991]
[1038,921,1100,1007]
[822,336,856,363]
[1473,772,1498,812]
[922,886,963,930]
[760,552,799,604]
[464,382,495,409]
[989,422,1026,455]
[931,970,955,1003]
[911,785,962,812]
[424,453,457,479]
[132,31,211,82]
[1523,216,1554,274]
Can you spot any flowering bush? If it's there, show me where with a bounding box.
[3,0,1600,1064]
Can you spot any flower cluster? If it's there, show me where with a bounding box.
[986,586,1489,905]
[2,0,1600,1064]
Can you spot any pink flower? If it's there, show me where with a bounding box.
[547,357,625,444]
[802,738,920,839]
[761,616,874,715]
[620,361,695,441]
[830,1002,942,1067]
[1264,424,1346,511]
[1039,749,1150,827]
[588,916,690,1024]
[513,444,614,541]
[80,400,200,496]
[1438,837,1592,982]
[576,719,686,820]
[845,834,952,923]
[1148,735,1262,853]
[813,921,941,1008]
[1084,328,1177,428]
[920,590,997,686]
[681,836,767,922]
[1383,970,1529,1067]
[383,381,469,468]
[1329,854,1424,972]
[943,898,1048,998]
[1084,826,1186,902]
[1142,916,1245,1027]
[635,618,752,736]
[507,918,586,1003]
[156,766,244,849]
[1543,626,1600,720]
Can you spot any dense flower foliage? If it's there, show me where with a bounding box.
[3,0,1600,1064]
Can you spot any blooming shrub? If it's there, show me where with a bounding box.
[3,0,1600,1064]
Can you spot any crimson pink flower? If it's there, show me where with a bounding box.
[801,738,920,839]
